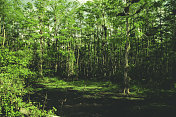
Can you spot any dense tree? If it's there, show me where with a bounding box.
[1,0,176,115]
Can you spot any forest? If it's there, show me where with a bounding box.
[0,0,176,116]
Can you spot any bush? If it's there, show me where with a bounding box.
[0,49,55,116]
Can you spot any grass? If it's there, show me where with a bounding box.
[36,77,119,92]
[30,77,146,102]
[25,77,176,117]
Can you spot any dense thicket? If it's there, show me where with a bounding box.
[0,0,176,116]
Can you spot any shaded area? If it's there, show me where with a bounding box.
[23,79,176,117]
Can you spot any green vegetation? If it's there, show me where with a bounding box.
[0,0,176,116]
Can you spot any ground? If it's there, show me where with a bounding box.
[23,77,176,117]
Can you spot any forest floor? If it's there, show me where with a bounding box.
[24,77,176,117]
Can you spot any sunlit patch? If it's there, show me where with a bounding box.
[77,0,93,4]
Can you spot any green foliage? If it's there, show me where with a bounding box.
[0,48,56,116]
[0,0,176,115]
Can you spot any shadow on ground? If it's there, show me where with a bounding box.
[23,83,176,117]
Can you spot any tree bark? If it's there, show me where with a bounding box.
[39,30,43,78]
[39,15,44,78]
[54,15,58,74]
[124,16,131,95]
[0,17,1,34]
[2,23,5,48]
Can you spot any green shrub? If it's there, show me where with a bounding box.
[0,49,55,116]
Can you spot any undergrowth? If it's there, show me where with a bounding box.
[0,49,56,116]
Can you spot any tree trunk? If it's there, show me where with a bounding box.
[2,22,5,48]
[0,17,1,34]
[3,28,5,48]
[124,17,131,95]
[39,19,44,78]
[54,15,58,74]
[39,34,43,78]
